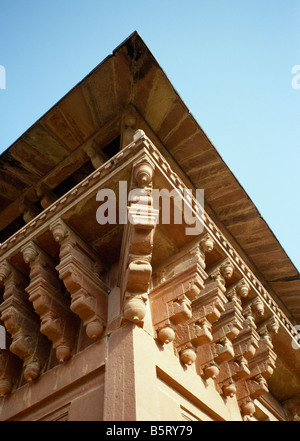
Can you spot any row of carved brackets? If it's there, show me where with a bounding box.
[0,130,295,411]
[0,218,110,393]
[149,230,280,419]
[0,139,159,394]
[0,129,295,343]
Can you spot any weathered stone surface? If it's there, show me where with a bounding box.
[0,34,298,422]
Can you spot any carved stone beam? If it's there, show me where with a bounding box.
[19,198,41,223]
[150,235,213,346]
[0,261,50,382]
[85,143,107,169]
[36,183,58,209]
[21,241,79,363]
[50,219,109,340]
[0,349,22,396]
[212,294,261,400]
[119,156,158,325]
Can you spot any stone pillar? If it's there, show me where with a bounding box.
[103,324,160,421]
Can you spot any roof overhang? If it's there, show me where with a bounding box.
[0,31,299,325]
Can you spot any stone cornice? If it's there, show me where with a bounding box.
[0,130,298,347]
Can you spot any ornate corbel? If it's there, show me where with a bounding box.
[243,296,265,324]
[197,283,244,381]
[50,219,109,340]
[213,299,261,400]
[283,395,300,421]
[21,241,78,363]
[226,278,250,302]
[150,235,214,347]
[197,234,215,269]
[0,349,22,396]
[0,260,50,382]
[175,277,229,366]
[236,315,279,419]
[36,183,58,209]
[207,258,234,293]
[210,280,254,396]
[119,156,158,324]
[120,107,137,149]
[19,198,41,223]
[85,143,107,169]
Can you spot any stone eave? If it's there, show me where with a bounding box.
[1,130,299,404]
[0,31,299,323]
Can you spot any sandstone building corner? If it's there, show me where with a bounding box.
[0,32,299,421]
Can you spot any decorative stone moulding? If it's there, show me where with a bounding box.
[119,156,158,325]
[0,261,50,382]
[50,219,109,341]
[150,235,214,347]
[21,241,78,363]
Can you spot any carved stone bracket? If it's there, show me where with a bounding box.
[21,241,78,363]
[196,281,244,384]
[283,395,300,421]
[119,156,158,324]
[207,258,235,293]
[236,316,279,419]
[150,235,214,347]
[36,183,58,209]
[0,261,50,382]
[50,219,109,340]
[19,198,41,223]
[217,312,260,398]
[206,280,256,396]
[0,349,22,396]
[213,287,271,401]
[175,277,229,366]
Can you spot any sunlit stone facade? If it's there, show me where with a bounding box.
[0,33,299,421]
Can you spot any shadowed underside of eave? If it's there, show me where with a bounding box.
[0,31,299,322]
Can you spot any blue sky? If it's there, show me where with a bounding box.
[0,0,299,271]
